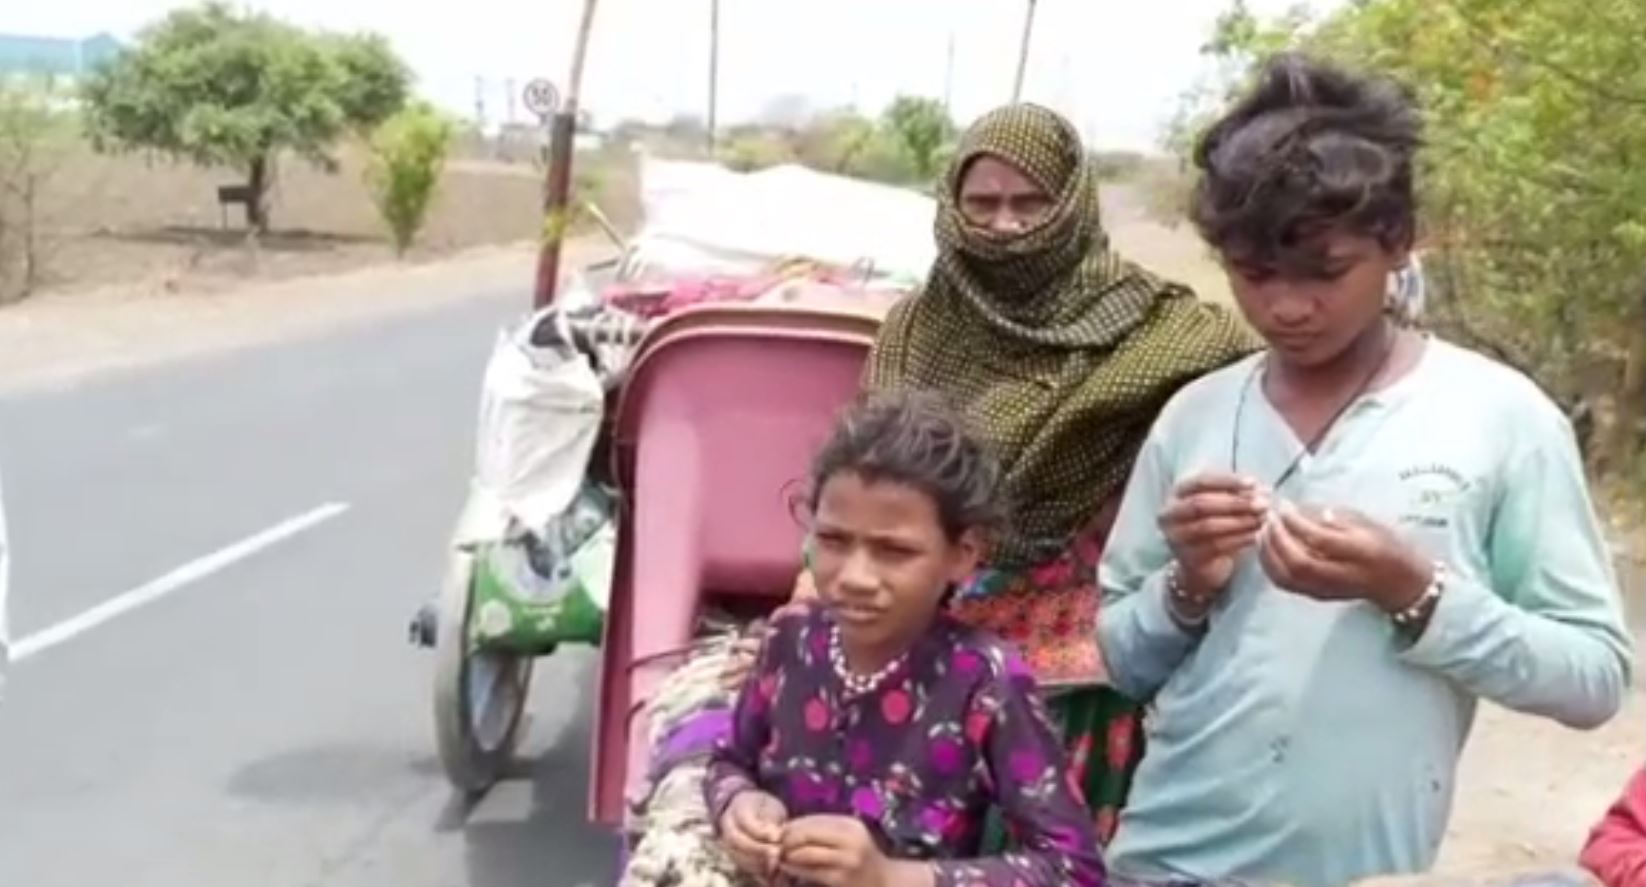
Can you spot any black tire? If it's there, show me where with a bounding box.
[432,549,534,794]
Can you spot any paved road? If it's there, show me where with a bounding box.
[0,289,618,887]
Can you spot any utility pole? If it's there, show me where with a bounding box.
[707,0,721,155]
[1012,0,1039,102]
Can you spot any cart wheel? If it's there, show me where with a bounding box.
[432,549,534,794]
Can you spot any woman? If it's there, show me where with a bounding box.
[1097,54,1630,887]
[862,103,1255,841]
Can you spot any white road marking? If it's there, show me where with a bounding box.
[13,502,350,662]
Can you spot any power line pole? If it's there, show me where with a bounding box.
[707,0,721,155]
[1012,0,1039,102]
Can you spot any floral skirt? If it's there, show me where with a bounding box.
[949,528,1144,845]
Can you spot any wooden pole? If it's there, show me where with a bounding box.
[708,0,721,155]
[533,0,601,309]
[1012,0,1039,102]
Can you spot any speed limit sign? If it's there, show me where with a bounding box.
[523,79,560,118]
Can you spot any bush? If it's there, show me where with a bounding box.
[847,130,923,187]
[0,82,71,302]
[718,134,796,173]
[364,103,455,257]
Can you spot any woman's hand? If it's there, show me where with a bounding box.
[718,791,789,881]
[777,815,931,887]
[1158,473,1270,612]
[719,572,817,691]
[1258,502,1433,613]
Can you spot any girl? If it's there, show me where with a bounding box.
[707,391,1104,887]
[1097,54,1631,887]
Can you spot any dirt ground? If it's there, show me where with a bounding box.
[0,137,633,390]
[4,139,638,305]
[15,144,531,295]
[1,167,1642,878]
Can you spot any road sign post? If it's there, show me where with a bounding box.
[523,79,561,120]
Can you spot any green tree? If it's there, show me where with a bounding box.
[327,33,412,128]
[364,103,455,257]
[881,96,956,183]
[81,2,410,232]
[1180,0,1646,476]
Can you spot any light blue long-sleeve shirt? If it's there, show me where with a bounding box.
[1098,339,1632,887]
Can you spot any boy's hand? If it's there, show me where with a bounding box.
[1159,472,1269,609]
[1259,502,1433,613]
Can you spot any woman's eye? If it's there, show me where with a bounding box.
[1010,196,1051,217]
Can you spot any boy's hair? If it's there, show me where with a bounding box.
[808,390,1006,543]
[1191,52,1423,273]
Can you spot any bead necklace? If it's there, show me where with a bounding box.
[828,624,905,698]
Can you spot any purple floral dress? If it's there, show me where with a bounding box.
[703,605,1105,886]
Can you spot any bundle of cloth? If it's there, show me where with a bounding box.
[601,258,903,320]
[619,624,763,887]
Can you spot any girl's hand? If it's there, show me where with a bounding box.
[778,815,931,887]
[1258,502,1433,612]
[1158,473,1270,605]
[719,791,789,880]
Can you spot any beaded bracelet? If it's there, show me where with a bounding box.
[1165,562,1212,629]
[1391,562,1446,630]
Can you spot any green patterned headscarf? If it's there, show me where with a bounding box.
[868,104,1257,567]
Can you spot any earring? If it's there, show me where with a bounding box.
[1385,257,1427,326]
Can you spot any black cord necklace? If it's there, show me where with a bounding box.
[1231,326,1402,492]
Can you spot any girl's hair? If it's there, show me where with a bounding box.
[807,390,1006,542]
[1191,52,1423,272]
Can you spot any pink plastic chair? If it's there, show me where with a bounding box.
[589,302,879,825]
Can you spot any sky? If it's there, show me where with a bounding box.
[4,0,1335,152]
